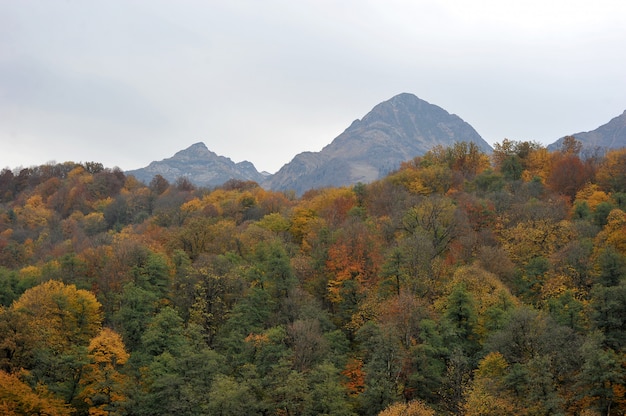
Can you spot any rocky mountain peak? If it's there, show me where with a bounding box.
[264,93,491,194]
[126,142,265,187]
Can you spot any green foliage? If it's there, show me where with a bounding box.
[501,155,523,181]
[590,283,626,351]
[573,200,591,220]
[576,331,625,414]
[112,282,159,352]
[206,374,259,415]
[546,290,587,332]
[356,321,404,415]
[404,319,448,404]
[0,267,21,306]
[308,362,356,416]
[597,246,626,287]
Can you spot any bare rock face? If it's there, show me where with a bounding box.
[263,93,491,195]
[126,142,265,188]
[549,110,626,156]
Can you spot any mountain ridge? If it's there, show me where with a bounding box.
[127,93,493,193]
[126,142,266,187]
[548,110,626,154]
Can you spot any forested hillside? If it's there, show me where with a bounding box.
[1,138,626,415]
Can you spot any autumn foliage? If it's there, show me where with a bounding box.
[1,140,626,415]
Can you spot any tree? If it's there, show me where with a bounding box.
[463,352,516,416]
[0,168,15,202]
[597,148,626,193]
[148,174,170,196]
[308,361,356,416]
[546,290,587,333]
[112,282,158,352]
[401,195,458,259]
[326,219,382,325]
[103,196,130,230]
[134,309,225,415]
[590,283,626,351]
[174,217,214,261]
[442,283,479,356]
[498,218,575,266]
[10,280,103,405]
[78,327,130,415]
[139,307,186,358]
[0,267,21,306]
[546,153,593,201]
[288,318,328,372]
[12,280,102,352]
[378,399,435,416]
[189,269,241,346]
[356,321,404,415]
[501,155,523,181]
[576,331,626,415]
[596,209,626,255]
[206,374,260,415]
[492,139,551,183]
[402,319,448,405]
[0,370,72,416]
[484,307,582,414]
[597,246,626,287]
[400,234,438,297]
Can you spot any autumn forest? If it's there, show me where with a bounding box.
[1,138,626,415]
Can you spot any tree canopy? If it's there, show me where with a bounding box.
[0,142,625,415]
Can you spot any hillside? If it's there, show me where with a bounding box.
[1,140,625,414]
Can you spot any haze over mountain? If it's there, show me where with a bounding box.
[263,93,491,194]
[549,110,626,154]
[126,142,266,188]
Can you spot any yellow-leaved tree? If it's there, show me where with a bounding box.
[12,279,102,349]
[79,327,130,415]
[9,280,103,406]
[463,352,517,416]
[595,209,626,255]
[378,399,436,416]
[0,370,71,416]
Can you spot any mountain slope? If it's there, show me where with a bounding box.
[126,142,265,187]
[263,93,491,194]
[548,110,626,154]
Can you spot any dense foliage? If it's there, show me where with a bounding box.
[1,139,625,415]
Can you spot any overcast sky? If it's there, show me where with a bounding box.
[2,0,625,174]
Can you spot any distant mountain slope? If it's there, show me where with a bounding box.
[548,110,626,154]
[126,142,265,187]
[263,93,491,194]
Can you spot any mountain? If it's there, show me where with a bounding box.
[126,93,491,193]
[548,110,626,154]
[263,93,491,194]
[126,142,265,187]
